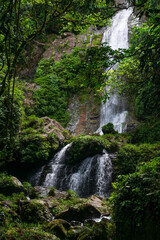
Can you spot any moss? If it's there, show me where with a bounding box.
[68,135,114,164]
[3,227,59,240]
[51,192,87,216]
[55,203,101,222]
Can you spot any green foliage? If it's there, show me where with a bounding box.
[18,130,59,167]
[0,83,24,165]
[128,23,160,119]
[48,186,56,197]
[1,223,59,240]
[102,123,117,134]
[114,143,160,176]
[133,120,160,143]
[107,57,142,96]
[32,45,119,126]
[110,157,160,240]
[51,192,86,216]
[66,189,78,199]
[33,66,70,127]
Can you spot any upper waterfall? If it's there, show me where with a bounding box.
[98,8,133,134]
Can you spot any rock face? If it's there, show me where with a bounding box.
[66,94,100,135]
[43,33,76,61]
[41,29,103,136]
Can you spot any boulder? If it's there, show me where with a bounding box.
[20,199,52,223]
[88,195,110,216]
[55,204,101,222]
[41,116,68,142]
[0,175,25,196]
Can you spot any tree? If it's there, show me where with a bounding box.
[0,0,117,143]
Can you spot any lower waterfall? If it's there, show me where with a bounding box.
[31,143,113,198]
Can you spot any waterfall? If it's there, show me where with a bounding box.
[30,9,133,198]
[98,8,133,134]
[31,144,113,198]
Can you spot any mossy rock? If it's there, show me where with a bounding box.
[20,200,52,223]
[0,174,25,196]
[55,203,101,222]
[68,135,113,164]
[4,227,59,240]
[47,219,71,239]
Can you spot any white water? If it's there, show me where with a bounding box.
[98,8,133,134]
[31,144,113,198]
[69,150,112,198]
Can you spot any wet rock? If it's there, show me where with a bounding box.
[68,225,87,240]
[34,186,51,198]
[84,219,95,225]
[88,195,104,209]
[71,220,82,226]
[55,204,101,222]
[11,176,23,186]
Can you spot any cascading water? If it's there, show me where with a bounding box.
[98,8,133,134]
[31,9,133,198]
[31,144,113,198]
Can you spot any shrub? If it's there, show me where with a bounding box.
[110,157,160,240]
[132,120,160,143]
[114,143,160,176]
[102,123,117,134]
[18,130,59,167]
